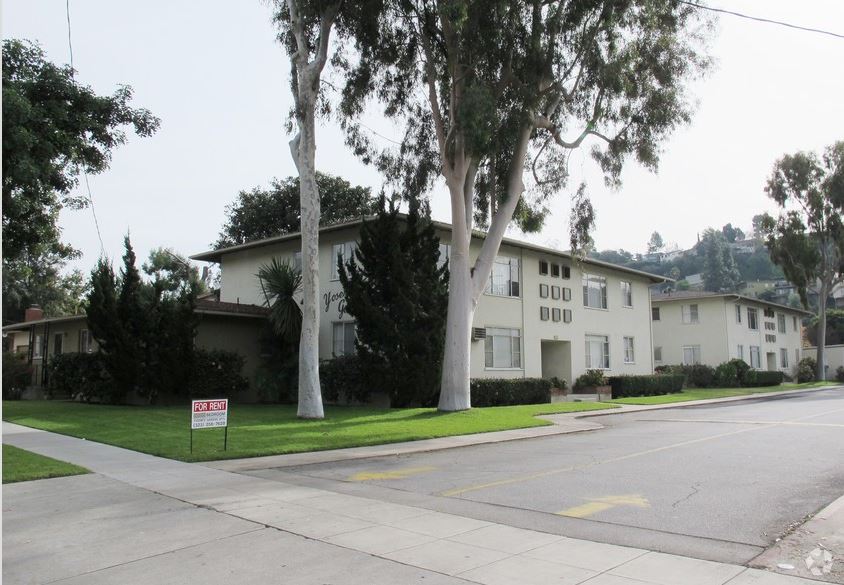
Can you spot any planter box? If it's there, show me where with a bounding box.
[550,387,568,404]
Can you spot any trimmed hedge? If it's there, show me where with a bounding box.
[3,352,32,400]
[189,349,249,399]
[608,374,685,398]
[320,354,372,404]
[470,378,552,407]
[48,353,115,403]
[742,370,784,387]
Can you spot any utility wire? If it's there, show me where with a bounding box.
[66,0,106,257]
[678,0,844,40]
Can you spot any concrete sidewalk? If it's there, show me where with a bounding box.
[205,385,841,473]
[2,422,828,585]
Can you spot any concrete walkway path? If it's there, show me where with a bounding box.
[3,420,829,585]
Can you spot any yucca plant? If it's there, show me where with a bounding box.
[257,258,302,346]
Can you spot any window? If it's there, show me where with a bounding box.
[551,286,560,300]
[563,309,572,323]
[331,242,357,280]
[780,348,789,368]
[539,284,549,298]
[620,281,633,307]
[747,308,758,330]
[750,346,761,369]
[585,335,610,369]
[332,321,356,356]
[582,274,608,309]
[682,345,701,365]
[562,287,572,301]
[561,265,571,279]
[551,263,561,278]
[438,244,450,269]
[652,307,661,321]
[764,308,775,318]
[793,316,798,331]
[33,334,43,358]
[765,334,777,343]
[735,304,742,323]
[539,260,549,276]
[540,306,550,321]
[484,328,522,369]
[777,314,786,334]
[293,251,302,272]
[54,333,63,356]
[795,348,800,366]
[623,337,635,364]
[681,304,699,324]
[487,256,520,297]
[79,329,93,353]
[552,308,561,322]
[764,322,776,331]
[737,345,744,361]
[654,346,663,362]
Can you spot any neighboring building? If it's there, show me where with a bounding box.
[191,217,668,387]
[2,300,268,397]
[650,291,811,373]
[802,344,844,380]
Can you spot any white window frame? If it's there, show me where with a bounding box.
[620,281,633,308]
[332,321,356,357]
[682,345,701,365]
[737,344,744,361]
[780,348,789,368]
[551,285,560,300]
[652,307,660,321]
[623,336,635,364]
[681,304,699,324]
[33,334,43,358]
[331,242,357,281]
[484,327,522,369]
[582,274,608,309]
[486,256,521,298]
[539,284,549,298]
[540,306,550,321]
[552,308,561,322]
[585,334,610,369]
[747,308,758,331]
[750,345,761,369]
[654,346,663,362]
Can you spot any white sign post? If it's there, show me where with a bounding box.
[190,398,229,452]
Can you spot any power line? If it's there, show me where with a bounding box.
[678,0,844,40]
[65,0,106,256]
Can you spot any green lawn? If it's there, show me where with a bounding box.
[610,381,832,405]
[2,444,89,483]
[2,400,615,462]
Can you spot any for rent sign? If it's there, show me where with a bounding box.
[191,399,228,430]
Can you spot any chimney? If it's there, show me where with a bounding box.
[24,305,44,322]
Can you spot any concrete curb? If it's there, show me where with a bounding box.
[203,384,841,472]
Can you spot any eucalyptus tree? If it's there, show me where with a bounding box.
[760,141,844,380]
[339,0,712,410]
[273,0,342,418]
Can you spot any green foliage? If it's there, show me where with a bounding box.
[339,196,448,407]
[608,375,685,398]
[836,366,844,383]
[573,370,608,390]
[214,173,376,249]
[470,378,552,407]
[2,352,31,400]
[257,258,302,346]
[189,349,249,399]
[743,370,784,388]
[796,357,817,383]
[806,309,844,346]
[47,353,114,403]
[701,229,741,292]
[714,359,751,387]
[647,232,664,254]
[319,355,372,404]
[680,364,716,388]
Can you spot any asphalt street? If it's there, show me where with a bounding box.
[248,388,844,564]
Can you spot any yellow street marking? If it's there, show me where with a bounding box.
[350,466,436,481]
[559,494,650,518]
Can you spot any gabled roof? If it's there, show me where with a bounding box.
[191,216,670,284]
[650,290,813,316]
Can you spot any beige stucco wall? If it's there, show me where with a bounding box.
[217,224,658,387]
[194,314,267,401]
[802,344,844,380]
[725,300,803,372]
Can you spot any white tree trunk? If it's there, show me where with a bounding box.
[438,244,475,411]
[816,282,829,382]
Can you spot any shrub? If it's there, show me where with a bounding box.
[549,377,568,391]
[189,349,249,399]
[742,370,784,387]
[573,370,607,390]
[470,378,552,407]
[3,352,31,400]
[48,353,116,403]
[320,354,372,404]
[796,356,817,383]
[683,364,716,388]
[713,359,751,388]
[837,366,844,383]
[608,374,685,398]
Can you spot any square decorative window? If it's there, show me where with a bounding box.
[654,346,663,362]
[539,260,549,276]
[562,287,572,301]
[551,263,561,278]
[681,304,699,324]
[331,242,357,280]
[484,328,522,369]
[652,307,660,321]
[539,284,549,298]
[620,281,633,307]
[486,256,521,297]
[582,274,608,309]
[585,335,610,369]
[332,321,356,356]
[563,309,572,323]
[551,286,560,300]
[623,336,635,364]
[682,345,701,365]
[540,306,550,321]
[552,308,561,322]
[747,308,758,330]
[561,265,571,279]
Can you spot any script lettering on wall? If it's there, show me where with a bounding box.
[323,290,346,319]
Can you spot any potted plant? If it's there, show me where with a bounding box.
[573,369,611,398]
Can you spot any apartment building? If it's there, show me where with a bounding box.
[192,217,667,387]
[650,291,811,372]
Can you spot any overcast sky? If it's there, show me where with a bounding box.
[3,1,843,274]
